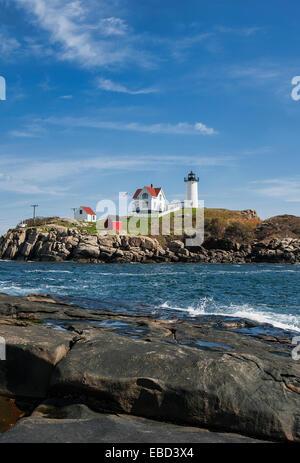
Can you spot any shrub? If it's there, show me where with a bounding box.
[224,221,254,241]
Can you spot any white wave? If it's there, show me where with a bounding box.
[159,299,300,333]
[25,270,72,274]
[43,284,76,290]
[0,286,46,295]
[87,272,187,276]
[201,269,300,275]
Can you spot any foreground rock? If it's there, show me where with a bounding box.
[0,324,74,398]
[0,402,264,443]
[0,294,299,442]
[1,227,300,263]
[50,329,300,442]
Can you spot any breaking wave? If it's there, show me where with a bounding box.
[159,299,300,333]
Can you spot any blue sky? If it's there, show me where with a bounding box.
[1,0,300,234]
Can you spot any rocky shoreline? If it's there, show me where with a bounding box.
[0,293,299,442]
[1,227,300,264]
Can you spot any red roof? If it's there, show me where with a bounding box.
[133,188,142,199]
[81,206,96,216]
[133,186,161,199]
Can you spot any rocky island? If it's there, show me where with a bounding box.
[0,293,299,443]
[1,209,300,264]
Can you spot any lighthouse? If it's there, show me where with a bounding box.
[184,171,199,208]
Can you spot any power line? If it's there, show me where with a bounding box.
[30,205,39,222]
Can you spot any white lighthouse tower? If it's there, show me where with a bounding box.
[184,171,199,208]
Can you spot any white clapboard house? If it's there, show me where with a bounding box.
[132,184,167,214]
[75,206,97,222]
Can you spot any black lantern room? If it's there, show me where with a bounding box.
[184,171,199,182]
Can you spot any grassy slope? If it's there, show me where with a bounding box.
[14,209,300,244]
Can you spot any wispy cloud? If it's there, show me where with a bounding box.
[38,76,57,92]
[229,64,280,81]
[9,124,45,138]
[59,94,73,99]
[0,30,20,57]
[13,0,152,68]
[96,78,157,95]
[42,116,217,135]
[239,147,272,156]
[172,32,214,55]
[0,152,228,196]
[9,131,38,138]
[99,17,128,36]
[252,178,300,202]
[162,24,263,60]
[194,122,216,135]
[215,26,263,37]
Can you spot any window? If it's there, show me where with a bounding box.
[142,193,148,199]
[80,210,82,214]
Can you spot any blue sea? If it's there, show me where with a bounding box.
[0,260,299,333]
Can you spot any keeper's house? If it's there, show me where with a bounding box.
[132,184,167,214]
[75,206,97,222]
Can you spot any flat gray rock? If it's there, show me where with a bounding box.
[0,294,299,442]
[50,328,300,442]
[0,403,265,443]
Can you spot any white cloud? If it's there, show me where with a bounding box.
[0,31,20,56]
[163,25,262,60]
[194,122,217,135]
[0,173,11,182]
[252,178,300,202]
[97,78,157,95]
[9,124,45,138]
[13,0,148,68]
[9,131,38,138]
[23,36,53,57]
[42,116,217,135]
[215,26,263,37]
[228,63,281,84]
[99,17,128,36]
[173,32,213,51]
[0,153,228,196]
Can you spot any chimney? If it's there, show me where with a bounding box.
[151,183,153,188]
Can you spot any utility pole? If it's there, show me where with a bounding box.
[31,205,39,223]
[71,208,76,219]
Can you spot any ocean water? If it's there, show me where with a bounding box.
[0,260,299,333]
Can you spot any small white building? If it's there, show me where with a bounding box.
[132,184,167,214]
[75,206,97,222]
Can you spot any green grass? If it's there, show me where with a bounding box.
[11,209,263,243]
[15,208,260,235]
[8,209,300,243]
